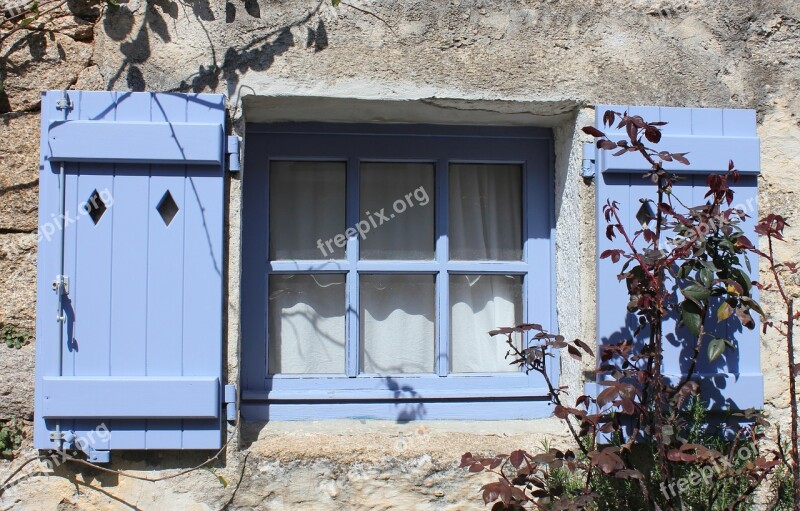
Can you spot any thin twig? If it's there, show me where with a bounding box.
[339,1,404,43]
[65,424,238,482]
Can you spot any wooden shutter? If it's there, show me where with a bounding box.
[34,91,227,456]
[592,105,763,410]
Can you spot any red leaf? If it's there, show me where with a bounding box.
[644,126,661,143]
[667,449,682,462]
[603,110,616,127]
[509,450,525,468]
[582,126,606,138]
[597,139,617,150]
[672,153,690,165]
[573,339,593,356]
[567,344,582,361]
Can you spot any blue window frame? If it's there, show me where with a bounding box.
[240,123,557,420]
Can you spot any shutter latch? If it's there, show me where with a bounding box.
[581,143,596,179]
[53,275,69,322]
[224,384,237,422]
[226,136,241,173]
[52,275,68,296]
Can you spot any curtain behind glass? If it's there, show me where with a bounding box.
[268,274,346,374]
[269,161,346,260]
[360,274,436,374]
[449,164,522,260]
[360,163,434,260]
[450,274,522,373]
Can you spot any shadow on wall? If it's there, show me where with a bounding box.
[0,0,330,112]
[100,0,330,95]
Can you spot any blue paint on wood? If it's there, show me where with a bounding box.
[242,398,554,421]
[241,123,555,419]
[34,91,226,450]
[593,105,763,410]
[41,377,220,418]
[48,121,224,165]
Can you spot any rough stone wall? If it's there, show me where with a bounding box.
[0,0,798,509]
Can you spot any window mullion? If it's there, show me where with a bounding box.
[436,158,449,377]
[346,157,360,377]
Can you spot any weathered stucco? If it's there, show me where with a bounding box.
[0,0,799,509]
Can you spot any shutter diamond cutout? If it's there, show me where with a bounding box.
[83,189,107,225]
[636,200,656,228]
[157,190,179,226]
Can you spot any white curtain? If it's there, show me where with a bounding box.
[360,162,434,260]
[449,164,522,260]
[361,274,435,374]
[270,161,346,260]
[268,274,346,374]
[268,162,523,375]
[450,274,522,373]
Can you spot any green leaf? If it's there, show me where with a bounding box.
[681,301,703,336]
[19,17,35,26]
[699,268,713,288]
[707,338,726,362]
[682,284,710,305]
[731,268,752,295]
[331,0,340,5]
[717,302,734,322]
[743,297,765,317]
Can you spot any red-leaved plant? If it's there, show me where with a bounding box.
[460,111,795,511]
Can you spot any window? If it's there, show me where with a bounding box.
[241,123,555,419]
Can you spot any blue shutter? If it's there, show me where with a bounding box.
[34,91,227,456]
[593,105,763,410]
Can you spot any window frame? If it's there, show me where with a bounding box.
[241,122,557,412]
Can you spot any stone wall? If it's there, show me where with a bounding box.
[0,0,798,509]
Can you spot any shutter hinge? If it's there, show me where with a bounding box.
[581,143,596,179]
[49,428,110,463]
[226,136,241,173]
[224,384,237,421]
[55,91,72,111]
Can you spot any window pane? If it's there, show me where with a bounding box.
[449,164,522,260]
[268,274,345,374]
[270,161,346,260]
[450,274,522,373]
[361,274,435,374]
[360,163,435,260]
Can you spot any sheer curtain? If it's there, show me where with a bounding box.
[450,274,522,373]
[268,161,523,375]
[449,164,523,372]
[361,274,435,374]
[268,274,346,374]
[269,161,346,260]
[449,164,522,260]
[360,162,434,260]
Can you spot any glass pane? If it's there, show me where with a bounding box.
[450,274,522,373]
[360,274,436,374]
[270,161,346,260]
[360,162,435,260]
[268,274,346,374]
[449,164,522,260]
